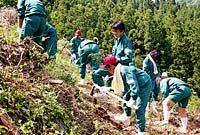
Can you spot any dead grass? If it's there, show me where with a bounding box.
[0,7,17,26]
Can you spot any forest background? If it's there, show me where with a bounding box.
[48,0,200,97]
[1,0,200,96]
[54,0,200,96]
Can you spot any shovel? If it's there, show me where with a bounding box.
[93,84,138,110]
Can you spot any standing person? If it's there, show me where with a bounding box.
[92,21,135,88]
[17,0,47,46]
[77,40,100,85]
[70,29,84,63]
[111,21,134,66]
[155,75,191,133]
[143,49,162,112]
[100,56,152,135]
[42,23,57,59]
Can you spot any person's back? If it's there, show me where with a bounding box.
[77,40,100,85]
[17,0,46,17]
[120,65,151,92]
[17,0,46,46]
[78,40,99,57]
[160,77,189,98]
[143,56,158,79]
[70,37,82,54]
[143,49,161,80]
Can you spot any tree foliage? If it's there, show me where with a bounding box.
[46,0,200,96]
[0,0,17,7]
[1,0,200,96]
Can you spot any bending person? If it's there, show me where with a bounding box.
[101,56,152,135]
[77,40,100,85]
[155,75,191,133]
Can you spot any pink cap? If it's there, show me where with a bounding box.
[103,56,118,66]
[75,30,81,36]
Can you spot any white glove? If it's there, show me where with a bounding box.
[72,53,76,59]
[17,27,21,33]
[126,97,135,108]
[99,86,110,93]
[104,75,110,81]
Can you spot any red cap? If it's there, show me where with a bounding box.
[103,55,118,66]
[75,29,81,36]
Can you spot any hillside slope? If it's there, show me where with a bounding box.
[0,37,200,134]
[41,44,200,135]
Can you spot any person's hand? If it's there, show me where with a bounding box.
[126,97,135,108]
[99,86,110,93]
[72,53,77,59]
[104,75,110,81]
[104,75,113,81]
[42,37,46,41]
[16,27,21,33]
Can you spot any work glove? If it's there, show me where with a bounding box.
[99,86,110,93]
[16,27,21,33]
[42,37,46,41]
[72,53,77,59]
[104,75,110,81]
[126,97,135,108]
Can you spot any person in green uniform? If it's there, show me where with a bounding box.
[155,76,191,133]
[143,49,162,112]
[101,56,151,135]
[92,54,114,88]
[17,0,46,46]
[42,23,57,59]
[70,29,84,63]
[92,65,113,87]
[77,40,100,85]
[92,21,135,88]
[111,21,134,66]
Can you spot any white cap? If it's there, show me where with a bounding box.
[161,72,168,77]
[93,37,99,43]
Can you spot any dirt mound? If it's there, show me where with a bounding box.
[0,38,48,71]
[77,82,200,135]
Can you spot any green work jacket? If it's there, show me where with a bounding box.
[17,0,46,19]
[121,65,151,100]
[160,77,189,98]
[70,37,83,54]
[112,33,134,66]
